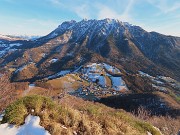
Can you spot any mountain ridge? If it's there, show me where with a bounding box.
[0,18,180,82]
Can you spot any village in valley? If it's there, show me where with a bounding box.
[67,63,129,100]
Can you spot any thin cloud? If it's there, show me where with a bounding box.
[147,0,180,14]
[96,0,134,22]
[49,0,60,4]
[74,4,90,19]
[48,0,62,6]
[96,4,121,19]
[47,0,91,19]
[120,0,135,22]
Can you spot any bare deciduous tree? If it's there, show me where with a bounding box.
[0,73,16,111]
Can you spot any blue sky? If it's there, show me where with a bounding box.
[0,0,180,36]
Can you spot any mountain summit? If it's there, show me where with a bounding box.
[0,19,180,83]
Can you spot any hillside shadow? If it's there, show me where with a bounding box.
[98,93,180,118]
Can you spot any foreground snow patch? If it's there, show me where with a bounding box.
[0,112,4,121]
[0,115,51,135]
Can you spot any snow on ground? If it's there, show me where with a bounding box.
[66,52,74,57]
[0,47,15,57]
[0,43,8,47]
[48,32,58,39]
[9,43,22,47]
[0,48,17,57]
[0,50,6,57]
[0,124,18,135]
[49,58,58,63]
[82,63,127,89]
[14,65,27,73]
[83,63,121,74]
[152,79,164,85]
[138,71,180,88]
[152,84,168,92]
[23,84,35,96]
[29,84,35,88]
[103,63,121,74]
[85,63,102,73]
[88,73,101,82]
[82,63,107,86]
[98,76,106,87]
[110,77,127,91]
[73,65,83,73]
[41,53,46,58]
[0,115,50,135]
[48,70,70,79]
[0,112,5,122]
[0,42,22,57]
[138,71,153,78]
[0,38,23,57]
[157,76,175,83]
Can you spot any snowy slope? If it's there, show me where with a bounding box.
[138,71,180,92]
[110,77,127,91]
[81,63,128,90]
[0,41,23,57]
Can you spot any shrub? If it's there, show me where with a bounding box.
[2,95,55,125]
[2,100,27,125]
[114,111,161,135]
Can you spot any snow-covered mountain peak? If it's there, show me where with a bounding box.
[43,18,149,49]
[58,20,76,29]
[103,18,119,23]
[56,19,135,31]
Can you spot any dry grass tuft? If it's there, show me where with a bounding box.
[148,116,180,135]
[1,95,161,135]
